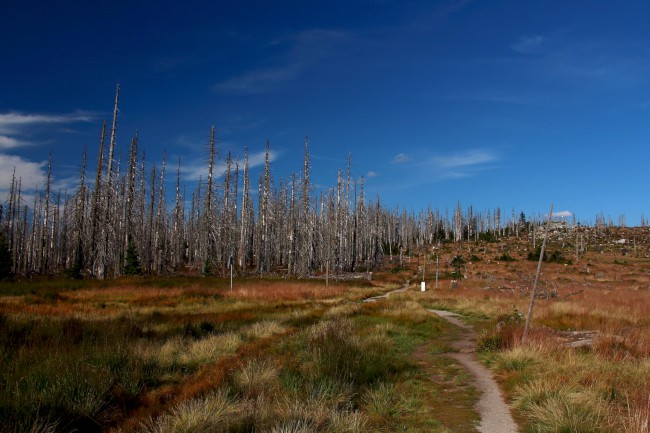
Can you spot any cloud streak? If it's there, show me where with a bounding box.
[432,149,497,168]
[0,112,95,134]
[384,148,500,188]
[0,110,97,197]
[214,28,350,94]
[180,149,275,182]
[391,153,411,164]
[0,135,24,150]
[0,111,96,152]
[214,64,302,94]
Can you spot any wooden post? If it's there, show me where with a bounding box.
[422,253,426,282]
[435,254,439,289]
[523,204,553,344]
[575,227,579,264]
[230,255,233,290]
[326,258,329,286]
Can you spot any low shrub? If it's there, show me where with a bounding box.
[477,309,524,353]
[495,253,516,262]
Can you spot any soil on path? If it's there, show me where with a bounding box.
[362,281,410,302]
[429,309,519,433]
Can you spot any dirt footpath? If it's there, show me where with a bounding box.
[429,309,519,433]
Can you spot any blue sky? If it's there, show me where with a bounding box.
[1,0,649,225]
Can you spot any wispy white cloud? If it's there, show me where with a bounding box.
[214,64,302,94]
[511,35,545,54]
[432,149,497,169]
[0,111,96,152]
[552,210,573,218]
[0,135,24,150]
[0,111,96,197]
[372,148,499,195]
[391,153,411,164]
[214,28,350,94]
[366,170,378,178]
[515,35,649,86]
[0,112,95,134]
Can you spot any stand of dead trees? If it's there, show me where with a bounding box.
[0,87,555,279]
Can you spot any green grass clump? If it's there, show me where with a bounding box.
[0,316,154,431]
[513,381,605,433]
[307,318,398,386]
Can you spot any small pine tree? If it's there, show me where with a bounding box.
[450,255,465,279]
[0,233,12,280]
[124,242,142,275]
[202,259,213,276]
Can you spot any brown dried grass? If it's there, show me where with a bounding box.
[222,281,347,301]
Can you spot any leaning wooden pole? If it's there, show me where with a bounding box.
[522,203,553,344]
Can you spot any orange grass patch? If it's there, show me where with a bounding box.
[222,281,347,301]
[0,298,121,318]
[60,280,347,303]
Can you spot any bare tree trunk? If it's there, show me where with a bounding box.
[523,204,554,343]
[124,132,138,264]
[102,85,119,278]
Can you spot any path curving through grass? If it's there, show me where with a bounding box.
[362,281,410,302]
[429,309,519,433]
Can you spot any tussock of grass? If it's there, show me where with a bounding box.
[141,390,237,433]
[242,320,287,339]
[322,303,362,318]
[325,410,367,433]
[378,300,432,324]
[525,391,605,432]
[495,345,543,371]
[135,332,242,370]
[231,358,280,398]
[268,381,366,432]
[362,383,405,428]
[306,318,398,386]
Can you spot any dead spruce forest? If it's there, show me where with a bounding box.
[1,87,643,281]
[1,87,650,433]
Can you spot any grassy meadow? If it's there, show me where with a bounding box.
[0,275,476,433]
[0,226,648,432]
